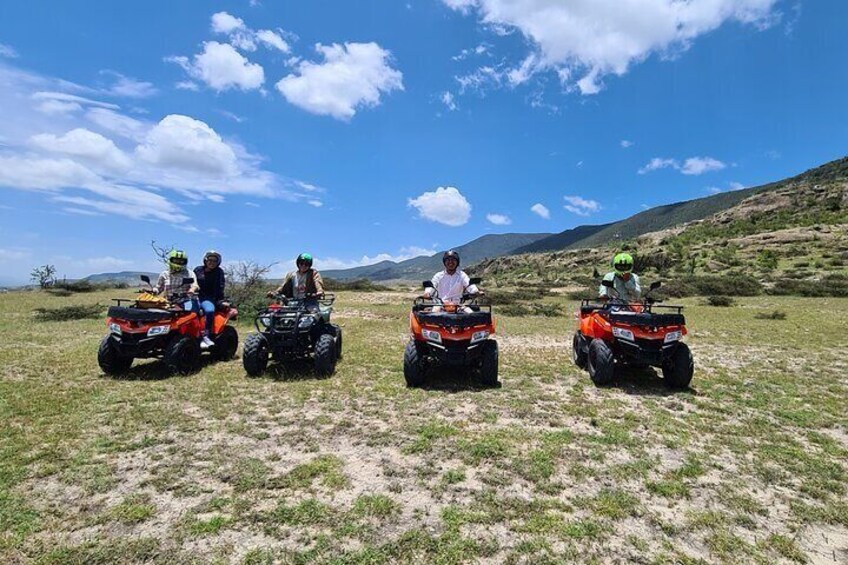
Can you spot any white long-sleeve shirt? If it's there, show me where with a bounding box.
[425,270,473,304]
[599,272,641,302]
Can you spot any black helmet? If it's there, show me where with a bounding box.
[296,253,313,268]
[442,250,460,267]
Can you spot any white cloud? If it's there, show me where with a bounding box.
[105,73,158,98]
[444,0,780,95]
[621,140,634,148]
[85,108,147,141]
[166,41,264,92]
[441,91,458,111]
[408,186,471,227]
[175,80,200,91]
[486,213,511,225]
[136,114,239,177]
[0,248,31,261]
[84,256,134,270]
[211,11,246,34]
[0,43,18,58]
[728,181,746,191]
[32,91,119,115]
[681,156,726,175]
[530,203,550,219]
[256,29,291,53]
[452,43,490,61]
[307,200,323,207]
[276,42,403,120]
[707,181,746,194]
[638,157,679,174]
[30,128,132,171]
[563,195,600,216]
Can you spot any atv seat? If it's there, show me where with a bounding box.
[107,306,172,322]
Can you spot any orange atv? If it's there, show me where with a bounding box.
[572,280,693,389]
[98,275,238,376]
[404,277,498,388]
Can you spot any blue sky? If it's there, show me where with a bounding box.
[1,0,846,285]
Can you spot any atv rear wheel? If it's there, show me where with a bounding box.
[314,333,337,376]
[164,335,200,376]
[403,340,426,388]
[213,325,238,361]
[98,336,133,375]
[662,342,694,389]
[588,339,614,386]
[242,333,269,377]
[572,332,587,369]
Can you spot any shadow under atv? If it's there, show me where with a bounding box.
[600,365,698,397]
[252,359,333,382]
[414,366,502,393]
[100,354,236,381]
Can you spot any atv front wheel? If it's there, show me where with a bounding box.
[572,332,587,369]
[314,333,337,376]
[164,335,200,376]
[662,342,694,389]
[335,326,343,360]
[243,333,269,377]
[213,325,239,361]
[588,339,614,386]
[480,340,499,387]
[98,336,133,375]
[403,340,426,388]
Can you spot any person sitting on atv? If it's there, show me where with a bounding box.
[599,252,641,303]
[194,250,226,349]
[423,250,480,311]
[267,253,325,312]
[154,249,199,297]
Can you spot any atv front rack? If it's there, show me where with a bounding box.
[580,299,684,315]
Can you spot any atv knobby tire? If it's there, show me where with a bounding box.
[334,326,343,360]
[588,339,614,386]
[213,325,239,361]
[480,340,499,387]
[314,333,336,376]
[572,332,587,369]
[98,336,133,375]
[242,333,269,377]
[164,335,200,376]
[662,342,694,389]
[403,340,426,388]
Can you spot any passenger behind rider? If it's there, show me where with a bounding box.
[599,252,641,303]
[267,253,324,312]
[423,250,481,312]
[194,250,225,349]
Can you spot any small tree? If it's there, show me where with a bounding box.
[30,264,57,289]
[224,260,278,314]
[150,240,177,267]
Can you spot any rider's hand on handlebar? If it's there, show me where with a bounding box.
[266,291,277,299]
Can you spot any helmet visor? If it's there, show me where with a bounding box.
[169,257,188,266]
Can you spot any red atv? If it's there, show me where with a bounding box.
[572,280,693,389]
[404,278,498,388]
[98,275,239,376]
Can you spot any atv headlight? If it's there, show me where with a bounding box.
[298,316,315,329]
[470,330,489,344]
[147,325,170,337]
[422,328,442,343]
[612,327,634,341]
[109,322,122,335]
[258,315,272,328]
[664,330,682,343]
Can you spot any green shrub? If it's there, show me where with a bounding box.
[34,303,104,321]
[705,295,734,307]
[662,275,762,298]
[757,249,780,270]
[322,278,389,292]
[767,274,848,297]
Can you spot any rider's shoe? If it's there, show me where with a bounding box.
[201,336,215,349]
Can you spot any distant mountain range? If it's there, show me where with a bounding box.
[324,155,848,281]
[322,233,552,281]
[83,271,158,284]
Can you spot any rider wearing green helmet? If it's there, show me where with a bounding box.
[155,249,199,296]
[599,252,641,302]
[268,253,325,308]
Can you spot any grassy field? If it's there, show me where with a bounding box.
[1,289,846,564]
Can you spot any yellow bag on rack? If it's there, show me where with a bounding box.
[135,292,168,309]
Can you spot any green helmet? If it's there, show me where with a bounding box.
[296,253,313,268]
[168,249,188,273]
[612,252,634,274]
